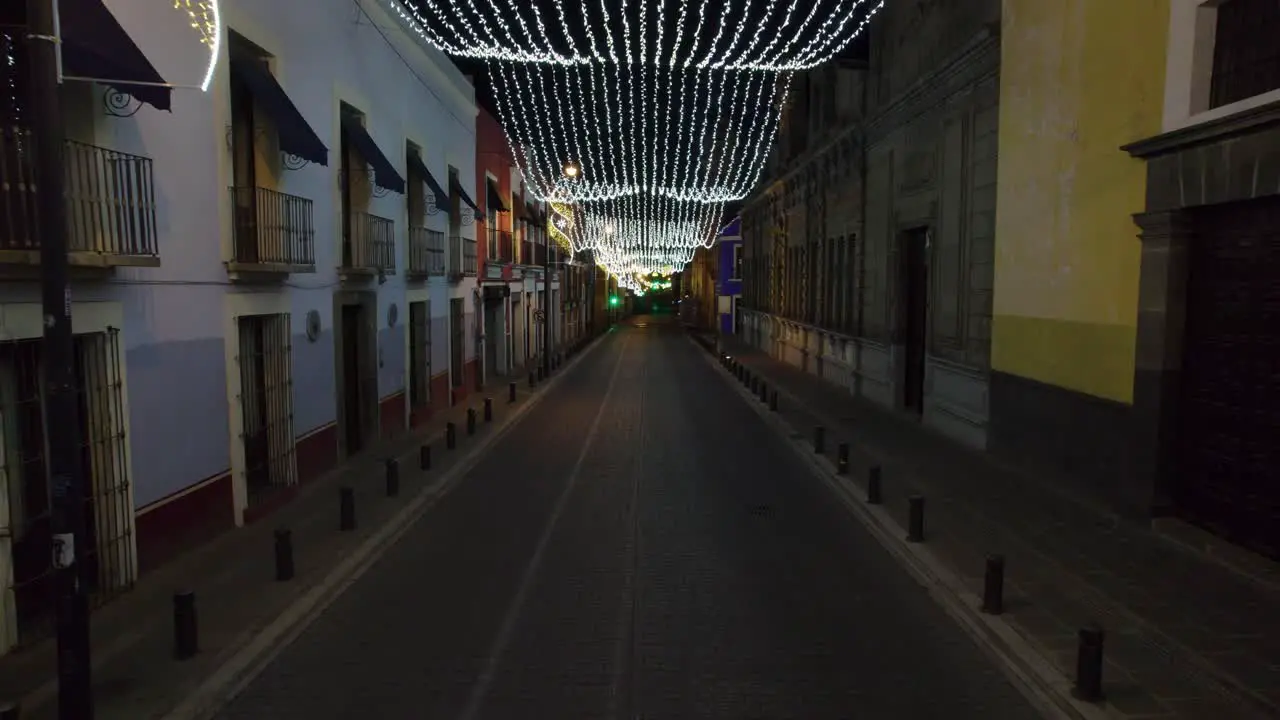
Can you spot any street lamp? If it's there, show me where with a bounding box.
[563,162,580,178]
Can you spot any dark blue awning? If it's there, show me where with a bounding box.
[230,55,328,166]
[486,178,508,212]
[408,152,448,207]
[452,175,479,214]
[59,0,171,111]
[340,114,405,194]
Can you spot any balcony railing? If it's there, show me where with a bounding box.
[487,229,513,264]
[342,211,395,273]
[448,234,477,278]
[0,128,159,266]
[229,186,315,271]
[407,226,445,277]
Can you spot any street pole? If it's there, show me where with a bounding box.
[25,0,95,717]
[541,223,551,379]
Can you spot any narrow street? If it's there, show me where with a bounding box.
[217,316,1036,719]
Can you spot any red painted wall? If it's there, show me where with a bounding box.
[477,107,515,277]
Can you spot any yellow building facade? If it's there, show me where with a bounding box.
[989,0,1169,508]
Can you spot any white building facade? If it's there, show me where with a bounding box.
[0,0,477,654]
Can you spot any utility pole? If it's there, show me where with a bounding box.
[25,0,95,717]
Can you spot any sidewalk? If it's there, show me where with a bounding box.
[0,331,604,720]
[705,329,1279,720]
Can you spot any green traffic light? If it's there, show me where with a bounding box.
[609,295,620,306]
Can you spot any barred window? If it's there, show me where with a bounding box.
[1210,0,1280,109]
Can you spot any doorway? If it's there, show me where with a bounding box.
[340,303,368,454]
[900,227,930,415]
[484,297,502,379]
[449,298,465,391]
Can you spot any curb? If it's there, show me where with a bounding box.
[163,332,613,720]
[690,334,1108,720]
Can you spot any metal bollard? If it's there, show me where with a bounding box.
[420,444,432,470]
[274,528,294,582]
[866,465,883,504]
[759,381,768,403]
[751,377,759,394]
[907,495,925,542]
[813,426,825,455]
[484,397,493,422]
[538,365,545,381]
[529,371,537,388]
[0,701,19,720]
[1074,625,1106,702]
[446,422,457,450]
[769,391,778,412]
[509,381,517,403]
[173,591,199,660]
[982,555,1005,615]
[385,458,400,497]
[339,486,356,531]
[837,443,849,475]
[467,408,477,436]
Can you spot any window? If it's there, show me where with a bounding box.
[1209,0,1280,109]
[408,301,430,407]
[0,330,132,646]
[238,313,296,509]
[449,298,465,389]
[730,244,742,280]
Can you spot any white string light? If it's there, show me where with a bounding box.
[382,0,889,275]
[386,0,884,71]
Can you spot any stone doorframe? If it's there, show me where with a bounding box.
[1122,97,1280,518]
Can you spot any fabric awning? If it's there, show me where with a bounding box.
[408,152,449,206]
[59,0,171,111]
[340,113,405,194]
[486,179,508,212]
[230,55,328,166]
[452,176,480,214]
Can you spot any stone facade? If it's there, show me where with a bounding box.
[740,0,1001,449]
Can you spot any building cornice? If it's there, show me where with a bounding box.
[1122,97,1280,158]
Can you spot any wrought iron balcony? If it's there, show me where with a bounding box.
[407,225,445,277]
[228,186,316,275]
[487,229,513,264]
[448,234,477,279]
[341,211,395,274]
[0,128,160,268]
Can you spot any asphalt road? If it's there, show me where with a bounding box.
[218,316,1038,719]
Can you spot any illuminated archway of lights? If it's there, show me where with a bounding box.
[490,62,789,204]
[382,0,886,274]
[173,0,223,91]
[387,0,886,71]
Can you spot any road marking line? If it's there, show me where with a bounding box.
[457,334,632,720]
[161,332,612,720]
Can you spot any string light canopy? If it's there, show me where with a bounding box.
[383,0,886,272]
[490,61,790,204]
[386,0,885,71]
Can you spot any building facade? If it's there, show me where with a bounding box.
[681,218,741,334]
[1120,0,1280,558]
[715,218,743,335]
[0,0,480,654]
[741,0,1001,448]
[990,1,1169,516]
[741,0,1279,559]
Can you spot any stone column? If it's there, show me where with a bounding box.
[1129,209,1192,518]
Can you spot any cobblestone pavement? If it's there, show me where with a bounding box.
[218,316,1037,719]
[711,329,1279,720]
